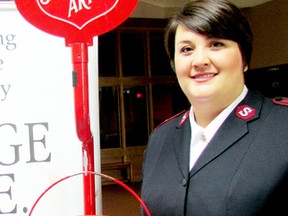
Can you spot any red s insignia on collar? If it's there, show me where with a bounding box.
[235,105,256,120]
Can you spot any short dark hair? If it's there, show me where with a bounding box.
[164,0,253,70]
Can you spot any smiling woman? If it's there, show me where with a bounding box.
[140,0,288,215]
[173,25,247,125]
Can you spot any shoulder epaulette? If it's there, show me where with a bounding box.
[153,110,188,131]
[273,96,288,107]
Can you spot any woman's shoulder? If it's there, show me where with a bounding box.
[152,110,189,132]
[272,96,288,108]
[262,95,288,123]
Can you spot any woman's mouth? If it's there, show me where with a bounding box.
[191,73,218,81]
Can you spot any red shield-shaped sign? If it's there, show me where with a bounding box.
[15,0,138,46]
[37,0,119,30]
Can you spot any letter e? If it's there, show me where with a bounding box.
[0,173,17,214]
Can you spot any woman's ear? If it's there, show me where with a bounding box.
[244,64,248,72]
[170,60,176,72]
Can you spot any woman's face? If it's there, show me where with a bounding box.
[174,24,247,107]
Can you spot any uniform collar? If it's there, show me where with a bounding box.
[189,90,264,176]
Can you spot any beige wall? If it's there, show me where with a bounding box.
[244,0,288,69]
[131,2,178,19]
[132,0,288,69]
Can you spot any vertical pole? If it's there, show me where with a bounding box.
[71,43,96,215]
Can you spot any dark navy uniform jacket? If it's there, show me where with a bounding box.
[141,91,288,216]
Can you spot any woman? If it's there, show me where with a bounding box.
[141,0,288,215]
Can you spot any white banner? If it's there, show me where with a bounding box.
[0,1,100,215]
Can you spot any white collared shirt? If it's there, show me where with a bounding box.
[189,86,248,170]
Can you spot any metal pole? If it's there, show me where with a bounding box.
[72,43,96,215]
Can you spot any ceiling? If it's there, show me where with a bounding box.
[139,0,272,8]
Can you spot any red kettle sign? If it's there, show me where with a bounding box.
[37,0,120,30]
[15,0,138,45]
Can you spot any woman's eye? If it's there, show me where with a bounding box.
[211,41,224,48]
[181,46,193,53]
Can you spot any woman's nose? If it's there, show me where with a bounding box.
[191,49,209,69]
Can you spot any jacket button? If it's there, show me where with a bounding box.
[182,179,187,187]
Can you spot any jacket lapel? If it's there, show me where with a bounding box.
[190,91,264,177]
[190,114,248,176]
[172,111,191,180]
